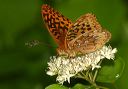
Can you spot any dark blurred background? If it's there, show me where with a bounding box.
[0,0,128,89]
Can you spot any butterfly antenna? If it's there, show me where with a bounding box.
[25,40,56,48]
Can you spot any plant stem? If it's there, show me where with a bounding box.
[76,60,109,89]
[93,69,98,82]
[93,59,103,82]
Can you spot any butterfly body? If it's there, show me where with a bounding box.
[42,4,111,57]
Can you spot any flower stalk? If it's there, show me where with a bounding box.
[76,60,109,89]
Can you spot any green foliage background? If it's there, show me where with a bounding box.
[0,0,128,89]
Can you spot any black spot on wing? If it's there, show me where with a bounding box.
[87,27,91,31]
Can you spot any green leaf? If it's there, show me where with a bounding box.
[96,56,125,83]
[45,84,68,89]
[72,83,95,89]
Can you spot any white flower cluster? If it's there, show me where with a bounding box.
[46,45,117,84]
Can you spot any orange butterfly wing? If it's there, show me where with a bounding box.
[42,4,73,49]
[66,13,111,54]
[66,13,102,43]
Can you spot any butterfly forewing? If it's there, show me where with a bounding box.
[66,14,102,42]
[42,4,73,49]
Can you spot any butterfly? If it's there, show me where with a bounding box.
[42,4,111,57]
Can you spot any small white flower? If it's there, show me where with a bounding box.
[47,71,56,76]
[100,45,117,59]
[46,45,117,84]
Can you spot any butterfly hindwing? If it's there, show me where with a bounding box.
[66,13,111,54]
[42,4,72,48]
